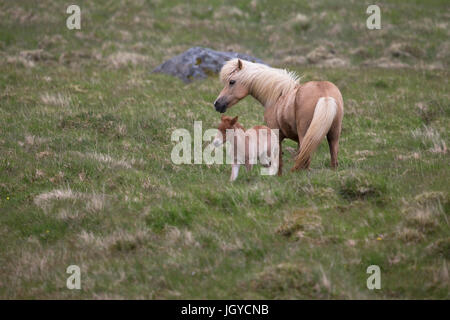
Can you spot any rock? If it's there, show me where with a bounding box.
[152,47,265,82]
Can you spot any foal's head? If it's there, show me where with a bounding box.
[214,59,249,113]
[213,115,240,147]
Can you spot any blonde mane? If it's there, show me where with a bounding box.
[220,59,300,107]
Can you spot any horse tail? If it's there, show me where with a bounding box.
[292,97,337,171]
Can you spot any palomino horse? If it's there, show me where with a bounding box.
[214,59,343,175]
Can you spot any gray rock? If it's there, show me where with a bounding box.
[152,47,265,82]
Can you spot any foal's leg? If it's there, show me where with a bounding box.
[230,164,241,182]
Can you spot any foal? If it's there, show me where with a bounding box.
[213,115,278,181]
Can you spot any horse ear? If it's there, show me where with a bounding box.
[231,116,238,125]
[237,59,242,70]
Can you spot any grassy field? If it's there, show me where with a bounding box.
[0,0,449,299]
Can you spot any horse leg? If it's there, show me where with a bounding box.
[327,131,340,169]
[277,137,284,176]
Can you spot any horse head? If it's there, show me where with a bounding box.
[214,59,249,113]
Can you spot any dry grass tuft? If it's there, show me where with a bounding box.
[107,52,149,68]
[412,125,448,155]
[164,226,200,247]
[40,93,71,107]
[396,192,447,243]
[78,228,150,252]
[18,134,49,147]
[247,262,334,299]
[414,191,447,206]
[396,152,420,160]
[396,227,425,243]
[34,188,106,213]
[34,188,82,206]
[276,209,322,239]
[71,151,144,169]
[405,207,440,231]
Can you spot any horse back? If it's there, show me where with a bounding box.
[294,81,344,137]
[295,81,343,114]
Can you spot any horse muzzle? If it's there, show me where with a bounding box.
[214,99,227,113]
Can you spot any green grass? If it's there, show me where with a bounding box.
[0,0,449,299]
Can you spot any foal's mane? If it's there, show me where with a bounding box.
[220,59,300,107]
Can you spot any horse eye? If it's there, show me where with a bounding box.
[229,80,236,85]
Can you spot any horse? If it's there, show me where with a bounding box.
[212,115,278,181]
[213,58,343,175]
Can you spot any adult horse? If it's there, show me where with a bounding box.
[214,59,343,175]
